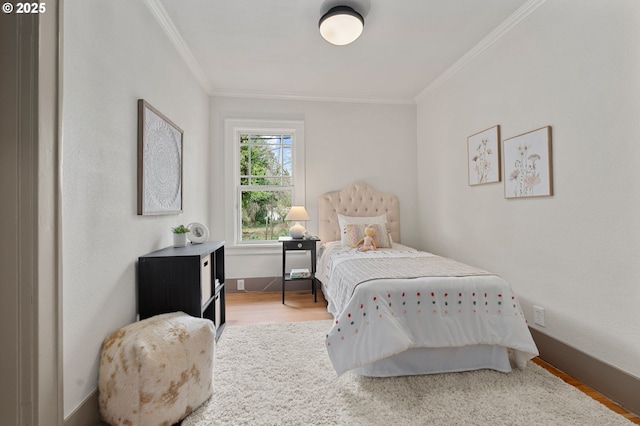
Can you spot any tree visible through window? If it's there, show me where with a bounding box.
[239,134,293,241]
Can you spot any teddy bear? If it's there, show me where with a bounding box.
[354,225,377,252]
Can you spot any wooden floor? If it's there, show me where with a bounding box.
[226,289,332,326]
[226,290,640,424]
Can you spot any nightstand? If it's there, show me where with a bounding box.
[279,237,320,304]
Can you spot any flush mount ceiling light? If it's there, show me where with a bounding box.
[319,5,364,46]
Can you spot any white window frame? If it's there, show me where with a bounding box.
[224,119,306,248]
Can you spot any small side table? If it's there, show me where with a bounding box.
[279,237,320,304]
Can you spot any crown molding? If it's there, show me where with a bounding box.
[210,88,416,105]
[414,0,548,104]
[143,0,213,94]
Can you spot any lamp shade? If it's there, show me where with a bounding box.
[285,206,310,221]
[319,6,364,46]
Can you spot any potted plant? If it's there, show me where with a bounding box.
[171,225,190,247]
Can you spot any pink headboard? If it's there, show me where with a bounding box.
[317,182,400,243]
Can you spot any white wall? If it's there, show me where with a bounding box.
[209,96,417,278]
[62,0,210,416]
[416,0,640,378]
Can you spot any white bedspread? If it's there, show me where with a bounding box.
[319,243,539,375]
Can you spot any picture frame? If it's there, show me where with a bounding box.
[137,99,184,215]
[467,125,501,185]
[503,126,553,199]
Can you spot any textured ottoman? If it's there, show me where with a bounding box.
[99,312,215,426]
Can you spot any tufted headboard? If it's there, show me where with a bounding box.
[317,182,400,243]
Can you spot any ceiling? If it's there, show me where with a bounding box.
[155,0,529,104]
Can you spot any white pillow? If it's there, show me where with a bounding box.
[337,213,387,229]
[338,213,390,246]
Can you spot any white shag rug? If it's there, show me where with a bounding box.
[182,320,632,426]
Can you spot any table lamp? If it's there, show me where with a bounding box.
[285,206,310,238]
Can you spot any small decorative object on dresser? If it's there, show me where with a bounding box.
[187,222,209,244]
[171,224,189,247]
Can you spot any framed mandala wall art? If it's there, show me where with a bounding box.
[467,125,501,185]
[137,99,184,215]
[503,126,553,199]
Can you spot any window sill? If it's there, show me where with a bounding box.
[226,243,281,256]
[226,242,312,256]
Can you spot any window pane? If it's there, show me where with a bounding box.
[261,177,285,186]
[263,135,282,145]
[252,145,269,177]
[239,133,291,187]
[282,146,292,176]
[241,189,292,241]
[240,145,249,178]
[271,146,282,175]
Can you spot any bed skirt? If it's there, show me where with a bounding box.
[352,344,511,377]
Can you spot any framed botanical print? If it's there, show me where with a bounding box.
[137,99,184,215]
[503,126,553,199]
[468,125,501,185]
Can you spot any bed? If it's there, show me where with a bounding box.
[317,182,539,377]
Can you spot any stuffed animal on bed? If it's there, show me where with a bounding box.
[354,225,377,252]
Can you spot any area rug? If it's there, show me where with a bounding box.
[182,320,632,426]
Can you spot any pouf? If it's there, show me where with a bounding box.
[98,312,215,426]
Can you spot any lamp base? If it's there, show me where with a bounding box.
[289,222,306,239]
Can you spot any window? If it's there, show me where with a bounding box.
[225,119,305,245]
[239,133,292,241]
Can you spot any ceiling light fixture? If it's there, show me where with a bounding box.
[318,5,364,46]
